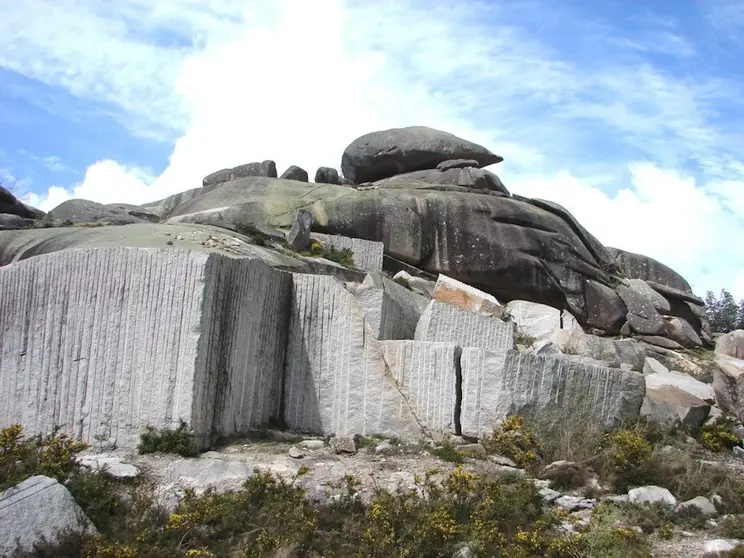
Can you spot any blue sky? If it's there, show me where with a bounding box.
[0,0,743,299]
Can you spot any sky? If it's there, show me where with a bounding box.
[1,0,743,299]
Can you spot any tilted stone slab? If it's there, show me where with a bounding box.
[460,349,645,438]
[311,232,383,272]
[0,475,95,556]
[380,341,460,436]
[415,300,515,352]
[432,274,503,317]
[283,274,434,440]
[0,247,290,449]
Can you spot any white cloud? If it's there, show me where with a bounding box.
[2,0,744,299]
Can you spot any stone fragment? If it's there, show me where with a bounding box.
[279,165,309,182]
[459,349,645,439]
[432,274,503,317]
[288,446,305,459]
[675,496,717,516]
[0,247,291,450]
[627,485,676,506]
[352,274,427,340]
[311,232,384,272]
[393,270,436,298]
[645,369,715,402]
[329,436,357,454]
[489,455,518,467]
[540,487,562,503]
[341,125,503,184]
[415,300,514,354]
[506,300,580,343]
[314,167,341,184]
[663,316,703,348]
[713,354,744,422]
[287,209,313,251]
[641,384,710,434]
[626,278,672,313]
[617,285,667,336]
[584,280,627,333]
[637,335,684,350]
[716,330,744,360]
[202,168,232,187]
[550,329,645,371]
[0,476,95,556]
[554,496,596,511]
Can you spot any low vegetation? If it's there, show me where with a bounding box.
[137,420,200,457]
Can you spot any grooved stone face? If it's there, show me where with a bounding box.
[0,475,95,555]
[460,349,646,438]
[0,247,290,449]
[284,274,451,440]
[312,232,384,272]
[415,300,515,353]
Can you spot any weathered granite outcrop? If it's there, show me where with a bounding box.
[716,330,744,360]
[0,247,291,449]
[713,354,744,422]
[203,160,277,189]
[341,126,503,184]
[460,349,646,438]
[280,165,309,182]
[374,166,509,196]
[45,199,160,225]
[0,475,95,556]
[549,330,646,372]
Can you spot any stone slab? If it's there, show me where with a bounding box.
[311,232,383,272]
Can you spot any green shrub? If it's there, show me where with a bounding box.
[722,514,744,539]
[322,246,356,268]
[137,420,199,457]
[429,441,465,464]
[0,424,89,491]
[594,425,653,492]
[483,415,541,468]
[699,415,740,453]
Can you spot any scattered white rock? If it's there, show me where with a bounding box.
[675,496,717,516]
[733,446,744,460]
[643,357,669,376]
[489,455,517,468]
[453,546,475,558]
[375,441,394,453]
[627,485,677,506]
[703,539,737,557]
[539,487,562,503]
[392,270,436,298]
[330,436,357,454]
[554,496,596,511]
[288,446,304,459]
[78,456,140,478]
[299,439,325,450]
[0,476,96,556]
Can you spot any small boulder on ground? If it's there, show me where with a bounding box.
[329,436,357,454]
[279,165,309,182]
[713,354,744,422]
[675,496,717,516]
[0,475,96,556]
[627,485,676,506]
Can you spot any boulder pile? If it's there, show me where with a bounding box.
[0,124,732,452]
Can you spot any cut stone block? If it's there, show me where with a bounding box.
[283,273,434,440]
[506,300,581,343]
[550,329,646,372]
[0,247,290,449]
[0,475,95,556]
[415,300,515,353]
[432,274,503,317]
[380,340,459,436]
[460,349,645,438]
[311,232,383,272]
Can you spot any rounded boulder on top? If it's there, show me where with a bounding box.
[340,125,503,184]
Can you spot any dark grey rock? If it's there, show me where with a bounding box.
[287,210,313,252]
[0,214,38,230]
[375,167,509,195]
[279,165,309,182]
[341,126,503,183]
[437,159,480,171]
[637,336,685,350]
[202,168,232,188]
[617,285,667,336]
[230,160,277,180]
[315,167,341,185]
[663,316,702,348]
[609,248,693,295]
[0,186,44,219]
[585,280,627,333]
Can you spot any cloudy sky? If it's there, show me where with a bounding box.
[1,0,743,299]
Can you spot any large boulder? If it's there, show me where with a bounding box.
[202,160,278,189]
[716,330,744,359]
[616,284,667,336]
[280,165,309,182]
[315,167,342,185]
[608,248,693,295]
[0,476,95,555]
[641,367,714,433]
[45,199,160,225]
[341,126,503,184]
[549,329,646,372]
